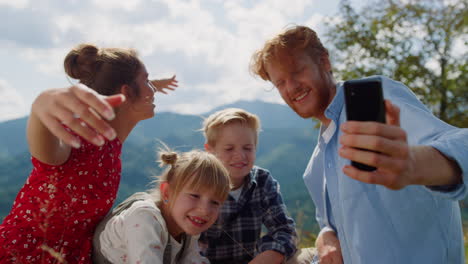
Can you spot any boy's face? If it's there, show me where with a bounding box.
[206,122,256,189]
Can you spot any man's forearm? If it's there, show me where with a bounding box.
[411,145,462,186]
[249,250,284,264]
[315,229,343,264]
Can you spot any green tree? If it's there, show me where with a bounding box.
[325,0,468,127]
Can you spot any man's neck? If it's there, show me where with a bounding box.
[321,118,332,127]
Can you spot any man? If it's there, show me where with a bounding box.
[250,25,468,263]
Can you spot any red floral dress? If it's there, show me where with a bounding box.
[0,136,122,263]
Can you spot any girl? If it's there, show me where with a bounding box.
[0,43,177,263]
[93,149,231,264]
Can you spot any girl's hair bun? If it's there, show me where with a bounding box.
[160,151,178,166]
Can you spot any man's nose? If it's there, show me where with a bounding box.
[285,77,300,93]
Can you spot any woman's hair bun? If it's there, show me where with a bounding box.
[160,151,178,166]
[63,43,100,84]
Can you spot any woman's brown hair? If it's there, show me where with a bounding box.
[64,43,143,98]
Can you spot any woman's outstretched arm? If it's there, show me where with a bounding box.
[27,84,124,165]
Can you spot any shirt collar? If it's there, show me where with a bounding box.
[244,167,258,190]
[324,82,345,122]
[321,120,336,144]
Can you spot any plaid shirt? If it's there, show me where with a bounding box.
[199,166,297,264]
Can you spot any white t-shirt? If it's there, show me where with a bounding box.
[229,185,244,201]
[98,198,209,264]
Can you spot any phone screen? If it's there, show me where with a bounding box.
[344,78,386,171]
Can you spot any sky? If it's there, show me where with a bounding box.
[0,0,352,122]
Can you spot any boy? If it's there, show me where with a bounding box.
[199,108,297,264]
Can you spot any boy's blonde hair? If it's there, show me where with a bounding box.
[202,108,261,147]
[150,149,231,205]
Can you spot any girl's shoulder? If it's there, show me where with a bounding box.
[122,198,161,219]
[105,197,168,237]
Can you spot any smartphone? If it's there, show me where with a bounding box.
[344,77,386,171]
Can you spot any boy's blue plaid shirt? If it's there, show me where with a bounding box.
[200,166,297,264]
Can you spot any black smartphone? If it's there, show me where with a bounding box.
[344,78,386,171]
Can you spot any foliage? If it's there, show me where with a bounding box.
[325,0,468,127]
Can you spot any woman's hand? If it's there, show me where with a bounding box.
[29,84,124,150]
[150,74,178,94]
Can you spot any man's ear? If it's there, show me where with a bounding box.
[320,55,332,73]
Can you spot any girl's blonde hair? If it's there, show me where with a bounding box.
[202,108,261,147]
[150,149,231,205]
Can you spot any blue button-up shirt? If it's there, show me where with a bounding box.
[304,76,468,263]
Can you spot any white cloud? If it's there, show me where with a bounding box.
[0,79,28,121]
[0,0,29,9]
[21,47,68,76]
[91,0,142,11]
[0,0,343,121]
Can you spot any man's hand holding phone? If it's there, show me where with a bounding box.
[340,80,416,190]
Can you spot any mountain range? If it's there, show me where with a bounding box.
[0,100,321,232]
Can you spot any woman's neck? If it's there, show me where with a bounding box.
[109,114,139,143]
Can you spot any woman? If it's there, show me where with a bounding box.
[0,43,177,263]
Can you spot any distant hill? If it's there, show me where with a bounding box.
[0,117,28,158]
[206,100,315,129]
[0,100,320,232]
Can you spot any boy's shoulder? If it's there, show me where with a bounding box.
[250,166,277,186]
[251,165,271,177]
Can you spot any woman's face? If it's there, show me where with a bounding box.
[128,64,157,121]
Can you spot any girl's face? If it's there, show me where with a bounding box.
[166,184,223,237]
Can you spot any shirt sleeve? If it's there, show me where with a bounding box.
[257,171,298,258]
[316,207,336,233]
[424,128,468,199]
[123,205,166,264]
[318,226,336,238]
[382,76,468,200]
[180,235,210,264]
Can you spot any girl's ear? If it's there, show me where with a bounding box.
[160,182,170,201]
[204,143,213,153]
